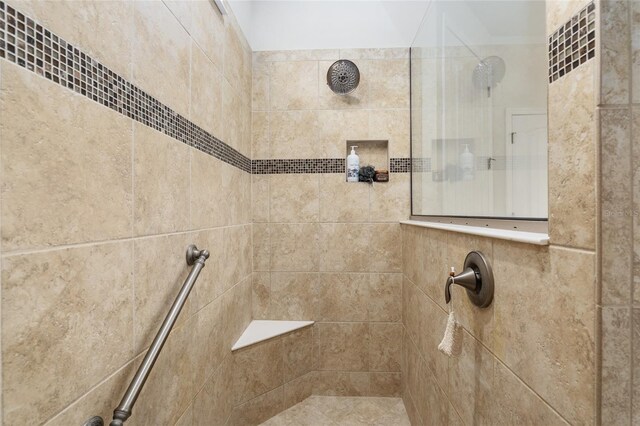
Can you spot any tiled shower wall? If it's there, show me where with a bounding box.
[250,48,410,399]
[598,0,640,424]
[0,1,255,425]
[401,1,598,425]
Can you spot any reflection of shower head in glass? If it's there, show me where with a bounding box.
[472,56,506,97]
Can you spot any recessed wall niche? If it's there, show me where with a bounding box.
[345,140,389,182]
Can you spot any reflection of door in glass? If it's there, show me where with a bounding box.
[506,110,548,218]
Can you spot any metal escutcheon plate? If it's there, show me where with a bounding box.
[463,251,494,308]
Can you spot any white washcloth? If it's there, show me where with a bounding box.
[438,308,463,357]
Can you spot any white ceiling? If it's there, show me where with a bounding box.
[227,0,432,51]
[227,0,547,52]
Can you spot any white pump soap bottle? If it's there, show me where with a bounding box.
[347,146,360,182]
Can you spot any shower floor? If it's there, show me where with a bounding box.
[259,395,411,426]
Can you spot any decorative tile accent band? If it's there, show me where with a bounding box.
[0,1,412,176]
[548,1,596,83]
[0,1,252,173]
[252,158,411,174]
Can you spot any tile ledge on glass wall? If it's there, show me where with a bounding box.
[400,220,550,246]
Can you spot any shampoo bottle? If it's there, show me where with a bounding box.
[460,144,474,181]
[347,146,359,182]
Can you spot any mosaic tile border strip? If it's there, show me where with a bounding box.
[252,158,412,174]
[548,1,596,83]
[0,1,252,173]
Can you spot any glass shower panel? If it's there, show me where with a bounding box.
[411,1,548,219]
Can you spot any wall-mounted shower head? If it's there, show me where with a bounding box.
[472,56,506,96]
[327,60,360,95]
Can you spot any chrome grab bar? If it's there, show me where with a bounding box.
[84,245,209,426]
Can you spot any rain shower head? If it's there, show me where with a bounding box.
[472,56,506,95]
[327,60,360,95]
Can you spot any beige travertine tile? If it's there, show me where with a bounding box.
[369,273,402,322]
[2,242,134,426]
[548,61,596,249]
[418,229,448,309]
[133,1,190,117]
[270,174,320,223]
[319,174,370,223]
[283,327,314,382]
[195,241,231,304]
[401,225,424,286]
[368,109,410,158]
[253,61,270,111]
[270,224,320,272]
[1,64,132,251]
[175,404,193,426]
[318,59,368,110]
[253,224,271,272]
[189,0,224,70]
[369,223,403,273]
[235,167,252,225]
[283,372,315,409]
[270,61,319,110]
[133,233,198,350]
[190,44,223,139]
[268,272,318,320]
[313,371,370,396]
[234,338,284,403]
[44,356,139,426]
[256,50,340,62]
[601,306,632,425]
[317,273,369,321]
[367,59,410,109]
[403,278,449,389]
[600,0,630,105]
[370,174,410,222]
[317,109,370,158]
[222,225,253,290]
[252,272,271,319]
[405,329,448,425]
[190,296,226,392]
[224,19,247,92]
[601,108,633,304]
[229,386,284,426]
[633,308,640,423]
[5,0,133,78]
[252,175,270,222]
[492,243,595,424]
[633,2,640,104]
[448,330,493,425]
[369,323,402,372]
[316,322,370,371]
[340,48,409,60]
[490,361,569,425]
[252,111,271,160]
[133,123,190,236]
[631,108,640,304]
[319,223,371,272]
[402,390,422,426]
[222,278,253,355]
[240,89,253,159]
[270,110,321,158]
[190,149,231,228]
[223,79,242,152]
[369,372,402,397]
[448,403,465,426]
